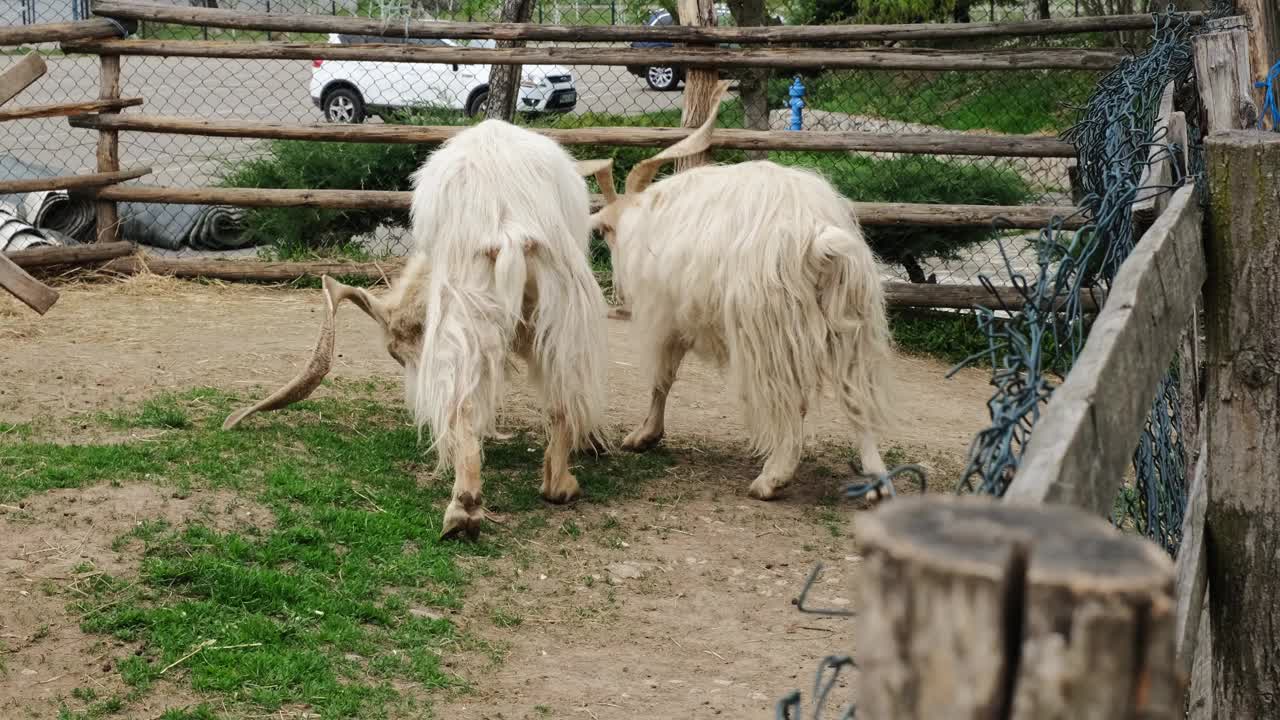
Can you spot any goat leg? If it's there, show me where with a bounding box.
[622,335,686,452]
[540,412,581,504]
[441,419,485,541]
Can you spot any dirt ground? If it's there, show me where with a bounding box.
[0,279,996,719]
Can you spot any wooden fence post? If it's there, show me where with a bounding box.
[483,0,534,122]
[1192,20,1257,134]
[675,0,719,172]
[95,55,122,244]
[1203,131,1280,720]
[856,496,1178,719]
[1239,0,1279,112]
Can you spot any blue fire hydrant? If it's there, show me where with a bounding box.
[788,76,805,131]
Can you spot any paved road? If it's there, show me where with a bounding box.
[5,54,684,187]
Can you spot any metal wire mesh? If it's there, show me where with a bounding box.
[6,0,1108,283]
[954,5,1227,556]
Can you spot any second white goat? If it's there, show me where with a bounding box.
[585,81,897,499]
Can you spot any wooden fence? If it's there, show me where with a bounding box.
[0,0,1165,309]
[4,4,1279,718]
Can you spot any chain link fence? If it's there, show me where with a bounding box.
[4,0,1152,286]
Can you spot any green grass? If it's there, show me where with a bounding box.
[889,309,995,366]
[778,69,1097,135]
[1,383,671,719]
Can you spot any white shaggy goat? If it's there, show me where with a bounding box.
[585,80,896,499]
[223,120,610,539]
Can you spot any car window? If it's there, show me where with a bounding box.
[406,37,450,46]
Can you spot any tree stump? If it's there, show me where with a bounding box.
[856,495,1178,720]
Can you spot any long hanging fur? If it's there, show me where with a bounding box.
[612,160,896,457]
[409,120,609,467]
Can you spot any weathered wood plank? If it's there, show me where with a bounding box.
[0,53,47,107]
[0,96,141,122]
[89,185,1087,229]
[1192,23,1257,134]
[1005,185,1204,514]
[62,39,1129,71]
[0,253,59,315]
[857,495,1178,719]
[93,0,1199,43]
[0,166,150,194]
[1174,430,1209,681]
[4,241,134,268]
[0,18,133,47]
[1204,131,1280,719]
[68,113,1077,157]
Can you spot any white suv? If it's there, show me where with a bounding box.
[310,33,578,122]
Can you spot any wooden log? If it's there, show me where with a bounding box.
[95,55,123,244]
[62,39,1129,71]
[0,166,150,194]
[1192,23,1258,134]
[92,0,1200,43]
[0,53,47,107]
[0,18,134,47]
[3,241,134,268]
[61,253,1098,312]
[884,281,1103,312]
[1006,185,1204,514]
[89,184,1087,229]
[857,495,1178,719]
[1174,431,1209,682]
[0,97,141,122]
[676,0,721,173]
[66,113,1078,157]
[0,253,59,315]
[1203,131,1280,719]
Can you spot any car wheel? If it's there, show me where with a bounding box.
[645,66,679,92]
[466,89,490,118]
[323,87,365,123]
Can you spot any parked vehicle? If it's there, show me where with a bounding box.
[625,7,782,92]
[310,33,578,122]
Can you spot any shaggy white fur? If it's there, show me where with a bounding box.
[587,86,897,499]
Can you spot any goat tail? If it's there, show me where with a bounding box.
[413,226,532,471]
[812,225,899,439]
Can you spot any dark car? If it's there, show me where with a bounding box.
[625,8,782,92]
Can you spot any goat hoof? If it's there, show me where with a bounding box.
[541,474,581,504]
[747,477,785,501]
[621,429,663,453]
[441,496,483,541]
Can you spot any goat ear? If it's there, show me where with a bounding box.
[576,158,618,205]
[222,275,384,430]
[624,79,732,195]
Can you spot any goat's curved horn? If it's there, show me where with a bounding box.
[624,79,732,195]
[576,158,618,205]
[222,275,388,430]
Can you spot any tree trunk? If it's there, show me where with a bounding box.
[1037,0,1051,20]
[857,496,1179,719]
[675,0,719,171]
[484,0,534,121]
[728,0,769,159]
[1203,131,1280,720]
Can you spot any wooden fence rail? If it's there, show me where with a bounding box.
[62,39,1128,71]
[1004,184,1203,516]
[92,0,1201,44]
[0,97,142,123]
[0,17,134,47]
[84,185,1087,230]
[67,114,1079,157]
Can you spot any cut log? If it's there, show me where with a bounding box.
[0,53,47,106]
[0,253,59,315]
[0,97,141,122]
[0,167,150,194]
[857,495,1178,719]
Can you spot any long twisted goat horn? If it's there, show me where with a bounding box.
[223,275,389,430]
[623,79,733,195]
